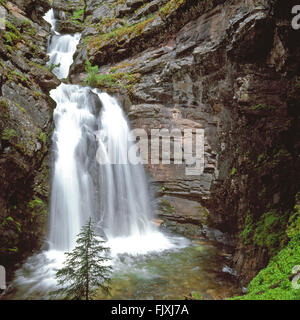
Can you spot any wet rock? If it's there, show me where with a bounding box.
[0,0,56,277]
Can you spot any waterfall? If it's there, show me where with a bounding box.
[96,92,154,239]
[49,84,97,251]
[44,9,80,79]
[6,8,186,299]
[46,9,172,254]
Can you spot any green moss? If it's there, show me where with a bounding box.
[233,234,300,300]
[28,198,44,209]
[29,61,51,74]
[90,15,155,47]
[20,18,36,36]
[87,0,187,50]
[2,216,22,233]
[159,0,186,17]
[2,128,16,141]
[39,132,47,144]
[3,20,22,46]
[6,68,29,86]
[158,199,176,214]
[234,194,300,300]
[0,0,8,9]
[253,210,286,256]
[286,196,300,239]
[239,207,290,255]
[240,210,254,245]
[231,167,237,176]
[71,8,84,22]
[0,97,8,109]
[28,197,47,222]
[257,153,264,163]
[250,104,277,111]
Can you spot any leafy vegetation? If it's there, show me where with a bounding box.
[158,199,176,214]
[3,20,22,46]
[49,63,61,73]
[1,128,16,141]
[39,132,47,145]
[84,60,140,89]
[51,218,112,300]
[240,210,254,246]
[159,0,186,17]
[253,210,286,256]
[0,0,8,9]
[235,194,300,300]
[250,104,277,111]
[84,60,99,87]
[233,235,300,300]
[1,216,21,233]
[71,8,84,23]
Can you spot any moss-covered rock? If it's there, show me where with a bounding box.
[0,0,57,278]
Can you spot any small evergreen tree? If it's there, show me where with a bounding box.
[51,218,112,300]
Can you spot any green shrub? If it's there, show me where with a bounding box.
[84,60,99,87]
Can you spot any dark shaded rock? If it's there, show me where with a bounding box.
[0,0,57,278]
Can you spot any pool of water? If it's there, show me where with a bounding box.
[96,239,241,300]
[4,233,241,300]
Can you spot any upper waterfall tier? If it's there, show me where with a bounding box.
[45,9,80,79]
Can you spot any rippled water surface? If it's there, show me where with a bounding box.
[5,234,241,300]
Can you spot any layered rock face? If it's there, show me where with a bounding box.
[0,0,299,288]
[0,0,59,274]
[68,0,300,284]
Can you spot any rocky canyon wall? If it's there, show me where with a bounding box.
[0,0,299,290]
[67,0,300,285]
[0,0,59,275]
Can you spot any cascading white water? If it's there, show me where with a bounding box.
[96,92,154,238]
[44,9,80,79]
[46,9,173,254]
[49,84,97,251]
[7,8,187,299]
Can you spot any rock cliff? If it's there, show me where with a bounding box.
[0,0,299,291]
[0,0,59,276]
